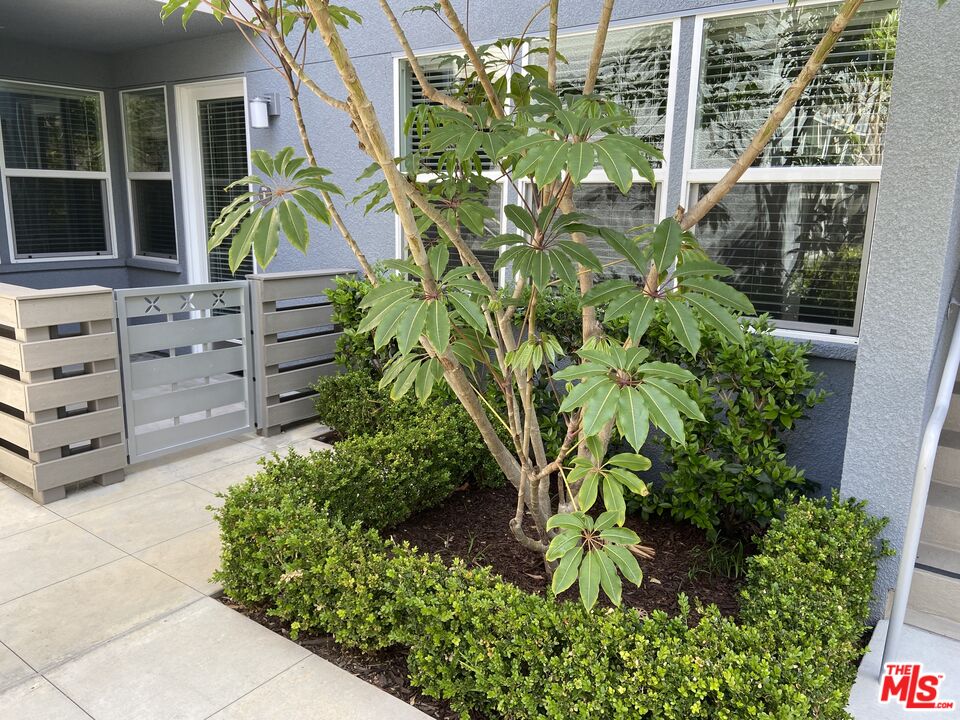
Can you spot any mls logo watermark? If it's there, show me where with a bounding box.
[880,664,955,711]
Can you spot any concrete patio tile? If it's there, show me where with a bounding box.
[0,676,91,719]
[209,655,430,720]
[0,483,59,539]
[235,422,328,451]
[135,523,223,595]
[48,598,309,720]
[125,438,264,485]
[184,457,265,495]
[70,481,220,553]
[44,466,182,518]
[0,521,123,604]
[0,557,200,671]
[0,642,34,692]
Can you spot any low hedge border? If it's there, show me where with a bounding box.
[214,462,888,720]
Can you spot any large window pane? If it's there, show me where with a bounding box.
[571,183,658,280]
[694,1,898,168]
[693,182,871,332]
[0,82,104,172]
[556,23,673,157]
[131,180,176,258]
[9,177,109,257]
[122,88,170,173]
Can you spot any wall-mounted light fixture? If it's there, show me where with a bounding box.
[249,93,281,129]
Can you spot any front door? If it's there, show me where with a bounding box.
[176,78,254,283]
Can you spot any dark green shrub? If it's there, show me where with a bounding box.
[213,488,887,720]
[312,370,503,487]
[328,272,391,375]
[644,315,825,539]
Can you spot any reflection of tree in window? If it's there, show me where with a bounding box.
[555,25,671,155]
[696,1,898,168]
[696,183,870,329]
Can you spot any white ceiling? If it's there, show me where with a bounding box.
[0,0,233,54]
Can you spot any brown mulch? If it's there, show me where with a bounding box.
[388,483,744,618]
[224,483,747,720]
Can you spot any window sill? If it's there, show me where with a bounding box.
[772,328,858,362]
[2,257,125,272]
[127,256,183,274]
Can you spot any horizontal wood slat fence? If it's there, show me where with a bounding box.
[0,270,353,504]
[0,284,126,503]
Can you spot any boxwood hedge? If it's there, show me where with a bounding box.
[213,452,888,720]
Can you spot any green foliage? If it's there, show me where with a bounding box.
[644,315,826,539]
[327,274,382,374]
[312,370,502,490]
[214,486,887,719]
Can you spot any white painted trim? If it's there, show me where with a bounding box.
[0,79,118,263]
[686,166,883,184]
[174,77,252,284]
[771,327,859,345]
[657,18,682,222]
[121,85,178,263]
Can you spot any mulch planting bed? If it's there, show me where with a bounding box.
[224,483,747,719]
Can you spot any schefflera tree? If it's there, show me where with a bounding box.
[164,0,865,609]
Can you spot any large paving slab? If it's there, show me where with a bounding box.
[209,655,429,720]
[0,642,34,692]
[183,457,265,496]
[135,523,222,595]
[0,557,200,670]
[0,676,91,720]
[0,484,59,539]
[69,481,220,553]
[0,521,123,604]
[47,599,310,720]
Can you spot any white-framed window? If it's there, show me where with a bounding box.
[684,0,898,336]
[121,86,177,261]
[0,79,115,261]
[393,19,678,282]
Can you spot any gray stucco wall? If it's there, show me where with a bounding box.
[2,0,928,506]
[840,0,960,616]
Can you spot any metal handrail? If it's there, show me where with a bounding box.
[879,300,960,677]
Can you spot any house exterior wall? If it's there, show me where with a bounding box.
[4,0,953,535]
[840,0,960,615]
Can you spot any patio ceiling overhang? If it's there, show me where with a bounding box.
[0,0,233,55]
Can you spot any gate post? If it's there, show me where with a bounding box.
[247,270,352,436]
[0,284,126,504]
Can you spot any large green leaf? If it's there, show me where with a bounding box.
[645,377,705,422]
[636,383,685,444]
[660,300,701,356]
[594,138,633,193]
[581,382,620,436]
[595,547,622,606]
[681,276,754,314]
[447,292,487,332]
[579,550,602,610]
[397,301,429,355]
[567,142,595,184]
[552,545,583,595]
[616,387,649,451]
[651,217,682,274]
[277,200,309,253]
[425,300,450,354]
[684,293,744,345]
[606,544,642,586]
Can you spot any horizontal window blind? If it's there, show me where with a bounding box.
[692,182,872,332]
[422,184,502,282]
[555,23,673,159]
[131,180,176,259]
[694,0,898,169]
[570,183,658,281]
[123,88,170,173]
[0,82,104,172]
[199,97,253,282]
[9,177,109,257]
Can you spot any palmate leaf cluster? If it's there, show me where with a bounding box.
[189,13,756,609]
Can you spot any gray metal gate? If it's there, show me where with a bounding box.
[115,282,255,464]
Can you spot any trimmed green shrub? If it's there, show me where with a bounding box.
[312,370,503,488]
[214,480,887,720]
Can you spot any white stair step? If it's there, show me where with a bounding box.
[917,541,960,575]
[907,568,960,625]
[919,481,960,551]
[935,431,960,487]
[904,607,960,642]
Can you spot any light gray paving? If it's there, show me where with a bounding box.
[0,422,428,719]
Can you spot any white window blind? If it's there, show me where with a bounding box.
[691,182,872,333]
[198,96,252,283]
[572,183,658,281]
[122,87,177,260]
[0,80,112,258]
[694,0,898,169]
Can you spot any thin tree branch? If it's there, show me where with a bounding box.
[437,0,506,119]
[584,0,615,94]
[680,0,865,230]
[547,0,559,91]
[378,0,471,115]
